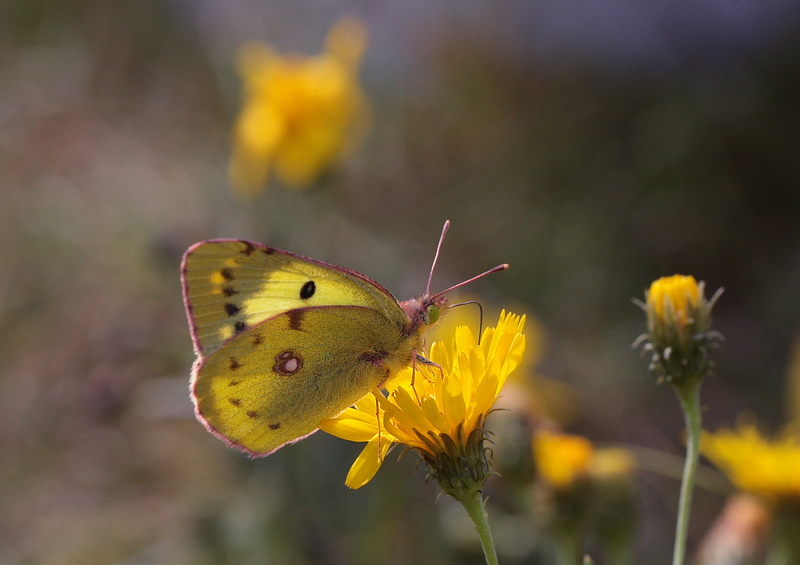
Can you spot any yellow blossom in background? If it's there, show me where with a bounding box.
[531,433,638,562]
[533,433,638,489]
[320,311,526,491]
[229,17,371,196]
[533,430,593,489]
[588,447,637,483]
[702,423,800,502]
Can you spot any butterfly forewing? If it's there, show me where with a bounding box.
[192,305,408,456]
[182,239,406,357]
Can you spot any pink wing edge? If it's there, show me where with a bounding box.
[189,357,316,458]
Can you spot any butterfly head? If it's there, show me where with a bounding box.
[401,220,509,337]
[400,293,450,334]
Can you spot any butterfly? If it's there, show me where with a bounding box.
[181,221,507,456]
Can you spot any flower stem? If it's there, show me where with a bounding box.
[672,379,702,565]
[457,490,499,565]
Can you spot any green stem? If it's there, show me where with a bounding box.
[672,380,702,565]
[457,490,499,565]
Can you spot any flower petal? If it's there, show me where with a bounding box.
[442,367,466,430]
[421,396,451,434]
[390,387,431,431]
[430,340,452,369]
[319,412,378,442]
[345,435,388,489]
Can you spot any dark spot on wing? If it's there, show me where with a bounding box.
[263,247,276,255]
[225,303,241,317]
[223,286,238,297]
[239,241,255,256]
[300,280,316,299]
[269,422,281,430]
[221,268,234,280]
[288,310,304,331]
[252,334,263,346]
[229,398,241,407]
[273,350,303,375]
[234,321,247,333]
[229,357,241,371]
[229,380,240,386]
[247,410,259,419]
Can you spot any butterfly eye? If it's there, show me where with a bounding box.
[427,305,440,326]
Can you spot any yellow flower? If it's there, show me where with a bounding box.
[320,311,526,491]
[702,423,800,502]
[648,275,699,326]
[427,301,570,421]
[533,430,593,489]
[533,432,638,489]
[229,17,370,196]
[637,274,722,387]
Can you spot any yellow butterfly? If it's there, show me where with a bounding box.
[181,221,507,456]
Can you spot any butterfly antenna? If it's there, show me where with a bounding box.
[431,263,509,299]
[448,300,484,343]
[426,220,450,295]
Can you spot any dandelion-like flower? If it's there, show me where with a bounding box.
[637,274,723,387]
[635,274,723,565]
[229,17,371,196]
[702,423,800,502]
[321,311,526,493]
[531,432,638,564]
[322,311,525,565]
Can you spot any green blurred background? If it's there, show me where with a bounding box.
[2,0,799,563]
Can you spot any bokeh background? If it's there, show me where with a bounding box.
[2,0,800,563]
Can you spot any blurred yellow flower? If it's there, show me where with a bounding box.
[533,430,593,489]
[320,311,526,491]
[229,17,371,196]
[702,423,800,502]
[588,447,637,482]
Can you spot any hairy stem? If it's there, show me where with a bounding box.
[457,490,499,565]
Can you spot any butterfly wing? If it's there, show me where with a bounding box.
[192,305,408,456]
[181,239,405,358]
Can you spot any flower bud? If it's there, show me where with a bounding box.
[636,275,722,387]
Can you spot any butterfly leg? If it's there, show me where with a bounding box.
[409,353,423,404]
[416,353,444,382]
[371,368,390,463]
[373,390,385,463]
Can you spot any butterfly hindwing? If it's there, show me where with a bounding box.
[192,305,408,456]
[181,239,405,358]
